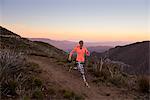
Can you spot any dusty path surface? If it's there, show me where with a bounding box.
[28,55,135,100]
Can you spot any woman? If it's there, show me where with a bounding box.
[68,40,90,87]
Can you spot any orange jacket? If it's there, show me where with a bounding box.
[69,45,90,62]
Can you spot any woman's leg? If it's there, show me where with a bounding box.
[77,62,85,75]
[77,62,90,87]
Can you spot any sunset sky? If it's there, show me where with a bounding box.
[1,0,150,42]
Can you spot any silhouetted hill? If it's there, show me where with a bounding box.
[0,26,20,37]
[92,41,150,75]
[0,26,66,59]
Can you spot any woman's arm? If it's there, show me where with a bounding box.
[85,47,90,56]
[68,47,76,60]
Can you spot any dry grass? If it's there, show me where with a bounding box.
[88,57,129,88]
[0,49,44,99]
[0,49,26,97]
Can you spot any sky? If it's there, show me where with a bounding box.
[1,0,150,42]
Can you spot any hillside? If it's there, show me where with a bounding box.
[92,41,150,75]
[0,26,149,100]
[0,26,20,37]
[0,26,66,59]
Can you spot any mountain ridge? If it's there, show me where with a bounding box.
[92,40,150,75]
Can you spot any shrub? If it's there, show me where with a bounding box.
[32,89,43,100]
[0,50,25,81]
[0,49,26,97]
[59,89,84,100]
[23,96,30,100]
[34,78,43,88]
[27,62,42,74]
[63,90,74,99]
[0,49,44,99]
[137,76,150,93]
[2,80,18,96]
[109,75,127,87]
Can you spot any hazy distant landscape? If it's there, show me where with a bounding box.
[29,38,132,53]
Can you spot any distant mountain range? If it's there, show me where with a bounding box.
[29,38,131,53]
[92,41,150,75]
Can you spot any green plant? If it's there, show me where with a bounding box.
[34,78,43,88]
[23,96,30,100]
[59,89,84,100]
[63,90,74,99]
[32,89,44,100]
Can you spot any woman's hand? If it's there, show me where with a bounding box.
[68,56,72,61]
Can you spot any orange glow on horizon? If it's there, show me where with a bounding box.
[2,23,149,42]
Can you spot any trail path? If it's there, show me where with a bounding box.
[29,55,134,100]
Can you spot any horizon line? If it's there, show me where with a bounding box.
[27,37,149,43]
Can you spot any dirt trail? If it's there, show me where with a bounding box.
[29,55,134,100]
